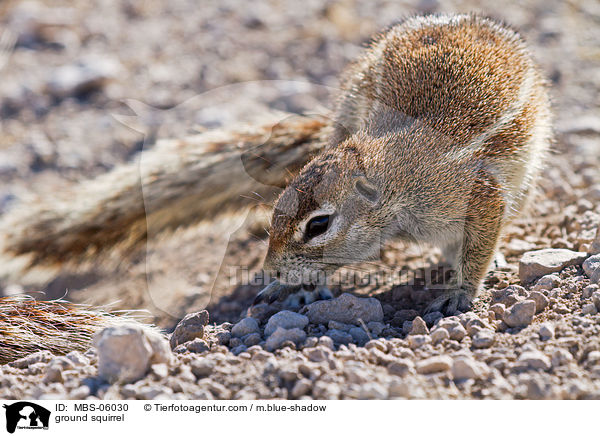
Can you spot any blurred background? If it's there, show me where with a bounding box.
[0,0,598,328]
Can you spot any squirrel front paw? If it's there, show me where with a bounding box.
[425,288,474,316]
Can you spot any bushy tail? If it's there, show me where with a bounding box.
[0,295,156,364]
[0,113,330,281]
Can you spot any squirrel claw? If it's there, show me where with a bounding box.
[253,281,300,306]
[425,290,473,316]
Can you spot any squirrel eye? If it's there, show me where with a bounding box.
[305,215,331,240]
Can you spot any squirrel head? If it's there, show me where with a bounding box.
[263,135,389,285]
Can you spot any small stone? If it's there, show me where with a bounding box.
[387,359,415,377]
[503,300,536,328]
[305,347,328,362]
[518,350,551,370]
[94,325,171,384]
[491,285,528,306]
[185,338,210,353]
[409,316,429,335]
[532,274,561,291]
[591,225,600,254]
[231,317,260,337]
[519,249,588,283]
[265,327,307,351]
[538,323,555,341]
[349,327,370,345]
[42,365,64,383]
[408,335,432,349]
[10,350,54,369]
[430,327,449,344]
[326,329,353,345]
[367,321,386,336]
[528,291,549,313]
[551,349,573,367]
[317,336,335,350]
[46,56,122,98]
[582,284,599,299]
[291,379,312,398]
[447,323,467,341]
[422,311,444,326]
[214,331,231,346]
[69,385,91,400]
[451,357,482,380]
[151,363,169,379]
[243,333,262,347]
[303,293,383,324]
[582,303,597,315]
[170,311,209,349]
[190,359,215,379]
[65,351,89,367]
[593,291,600,311]
[416,355,452,374]
[472,329,495,348]
[583,254,600,284]
[231,345,248,355]
[265,311,309,336]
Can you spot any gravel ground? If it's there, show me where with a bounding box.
[1,0,600,399]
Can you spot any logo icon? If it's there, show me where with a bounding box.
[3,402,50,433]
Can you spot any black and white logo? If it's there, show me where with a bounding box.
[3,402,50,433]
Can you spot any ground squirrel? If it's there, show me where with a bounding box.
[256,14,552,314]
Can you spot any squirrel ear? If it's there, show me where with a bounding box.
[354,176,380,203]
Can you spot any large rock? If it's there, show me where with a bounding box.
[94,324,172,384]
[302,293,383,325]
[264,311,308,336]
[519,249,588,283]
[583,254,600,284]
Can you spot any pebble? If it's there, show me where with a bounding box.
[591,225,600,254]
[583,254,600,284]
[409,316,429,335]
[45,56,122,98]
[265,327,307,351]
[491,285,528,306]
[387,359,415,377]
[264,311,309,336]
[472,329,495,348]
[170,311,209,349]
[431,327,449,344]
[593,291,600,311]
[349,327,370,345]
[408,335,432,349]
[317,336,335,350]
[243,333,262,347]
[532,274,561,291]
[367,321,386,336]
[528,291,549,313]
[94,325,172,384]
[326,329,353,345]
[518,350,551,370]
[186,338,210,353]
[303,293,383,324]
[538,323,555,341]
[582,303,597,315]
[447,323,467,341]
[551,349,573,367]
[416,355,452,374]
[519,249,588,283]
[10,350,54,369]
[503,300,536,327]
[190,360,215,379]
[291,379,312,398]
[422,311,444,326]
[451,357,482,380]
[231,317,260,337]
[582,284,599,299]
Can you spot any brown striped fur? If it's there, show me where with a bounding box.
[263,14,552,313]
